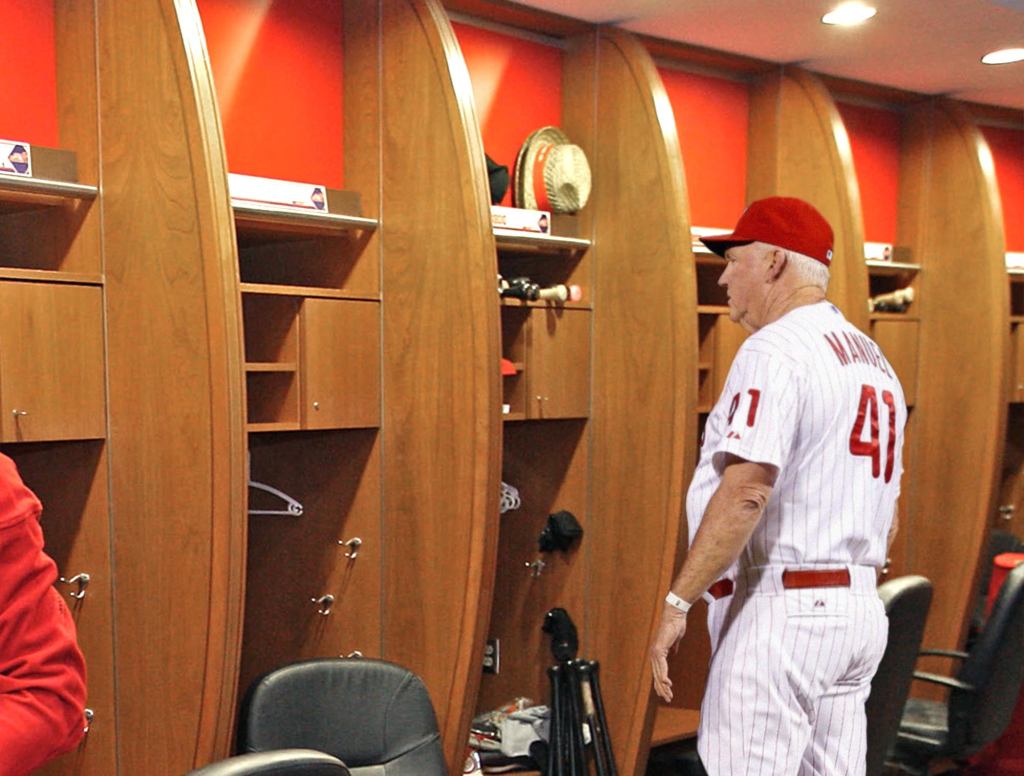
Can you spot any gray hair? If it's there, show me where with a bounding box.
[782,248,830,291]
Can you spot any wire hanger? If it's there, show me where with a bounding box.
[247,452,304,516]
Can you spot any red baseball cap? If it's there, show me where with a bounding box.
[700,196,834,266]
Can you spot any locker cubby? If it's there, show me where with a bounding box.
[243,294,300,365]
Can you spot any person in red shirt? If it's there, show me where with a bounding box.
[0,452,87,775]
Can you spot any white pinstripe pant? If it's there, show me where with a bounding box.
[697,565,887,776]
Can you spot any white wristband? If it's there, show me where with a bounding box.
[665,591,692,613]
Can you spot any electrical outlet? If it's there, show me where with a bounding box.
[483,638,500,674]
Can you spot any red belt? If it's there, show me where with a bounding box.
[706,568,851,599]
[707,579,734,599]
[781,568,851,589]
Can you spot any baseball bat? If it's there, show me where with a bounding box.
[535,284,583,303]
[868,286,914,313]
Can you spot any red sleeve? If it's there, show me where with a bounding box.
[0,454,87,776]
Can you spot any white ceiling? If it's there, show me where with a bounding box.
[514,0,1024,111]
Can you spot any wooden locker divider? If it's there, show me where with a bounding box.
[379,1,502,770]
[99,0,247,770]
[581,29,696,774]
[747,66,869,332]
[895,100,1006,681]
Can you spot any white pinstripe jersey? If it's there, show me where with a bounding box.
[687,301,907,570]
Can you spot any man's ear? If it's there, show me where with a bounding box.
[766,248,788,281]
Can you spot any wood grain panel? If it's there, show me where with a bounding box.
[747,67,868,332]
[899,100,1007,667]
[241,431,382,695]
[579,29,697,775]
[100,0,247,769]
[54,0,101,277]
[8,441,115,776]
[379,1,502,769]
[479,420,588,710]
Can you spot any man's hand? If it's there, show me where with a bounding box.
[650,603,688,703]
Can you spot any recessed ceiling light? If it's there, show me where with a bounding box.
[821,2,877,26]
[982,48,1024,65]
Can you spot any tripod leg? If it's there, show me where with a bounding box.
[576,661,609,776]
[548,665,564,776]
[565,660,588,774]
[588,661,617,776]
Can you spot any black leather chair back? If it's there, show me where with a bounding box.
[238,658,446,776]
[186,749,351,775]
[866,575,933,776]
[969,530,1023,641]
[952,562,1024,754]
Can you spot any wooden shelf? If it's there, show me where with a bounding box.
[239,282,380,301]
[695,252,725,265]
[493,227,590,254]
[0,267,103,285]
[0,175,98,211]
[698,362,712,371]
[866,259,921,275]
[1010,315,1024,325]
[697,304,729,314]
[246,421,302,433]
[233,202,377,237]
[870,313,921,322]
[500,297,591,310]
[1009,268,1024,281]
[651,706,701,746]
[245,362,298,373]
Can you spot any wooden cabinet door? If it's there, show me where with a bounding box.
[0,283,105,442]
[527,308,590,419]
[300,298,381,429]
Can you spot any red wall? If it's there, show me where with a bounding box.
[658,67,748,229]
[197,0,344,188]
[982,125,1024,252]
[452,21,562,207]
[838,102,902,245]
[0,0,58,147]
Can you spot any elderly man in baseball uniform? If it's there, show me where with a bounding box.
[650,197,906,775]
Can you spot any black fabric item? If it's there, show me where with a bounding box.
[891,562,1024,772]
[542,608,579,662]
[865,576,933,776]
[646,739,708,776]
[186,749,351,776]
[538,510,583,553]
[237,658,446,776]
[486,155,509,205]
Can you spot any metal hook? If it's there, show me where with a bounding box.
[59,572,91,600]
[83,708,94,734]
[312,594,334,616]
[525,558,546,578]
[344,650,363,659]
[339,537,362,559]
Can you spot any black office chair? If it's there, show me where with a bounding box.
[966,529,1022,650]
[866,575,933,776]
[888,562,1024,775]
[237,658,447,776]
[186,749,351,776]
